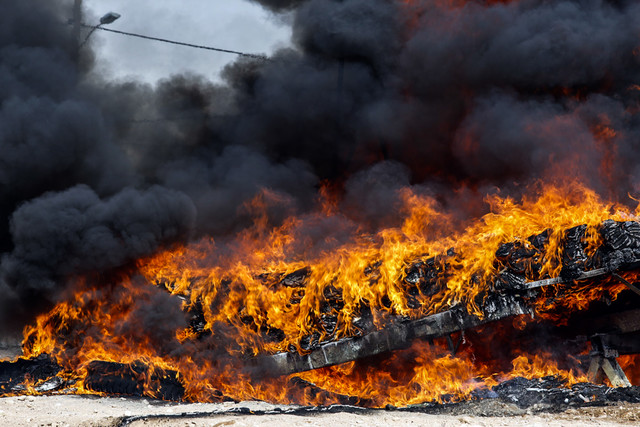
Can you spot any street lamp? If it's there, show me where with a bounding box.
[79,12,121,48]
[99,12,121,25]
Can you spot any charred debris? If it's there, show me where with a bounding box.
[2,219,640,406]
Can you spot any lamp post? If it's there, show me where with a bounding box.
[72,0,82,60]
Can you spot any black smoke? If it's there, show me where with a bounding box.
[249,0,309,12]
[1,185,196,324]
[1,0,640,334]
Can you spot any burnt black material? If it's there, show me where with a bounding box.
[601,220,640,272]
[0,354,61,395]
[296,332,321,352]
[403,255,449,297]
[494,270,528,291]
[494,233,547,272]
[601,220,640,251]
[495,221,640,291]
[187,300,208,337]
[288,376,374,407]
[599,331,640,355]
[560,225,591,280]
[281,267,311,288]
[84,360,184,401]
[493,376,640,409]
[261,326,286,343]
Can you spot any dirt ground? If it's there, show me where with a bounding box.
[3,345,640,427]
[1,395,640,427]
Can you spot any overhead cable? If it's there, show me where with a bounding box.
[81,24,270,61]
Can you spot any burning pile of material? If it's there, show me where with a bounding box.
[4,184,640,406]
[2,0,640,409]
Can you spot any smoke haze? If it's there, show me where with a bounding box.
[1,0,640,333]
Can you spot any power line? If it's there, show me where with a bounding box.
[78,24,101,48]
[81,24,270,61]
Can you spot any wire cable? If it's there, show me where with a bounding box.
[80,24,270,61]
[78,24,102,48]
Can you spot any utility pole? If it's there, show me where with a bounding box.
[72,0,82,61]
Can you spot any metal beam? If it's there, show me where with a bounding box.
[255,258,640,377]
[258,296,530,377]
[522,259,640,291]
[612,273,640,298]
[523,267,610,290]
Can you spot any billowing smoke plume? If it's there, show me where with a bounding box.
[1,185,196,326]
[2,0,640,333]
[249,0,308,12]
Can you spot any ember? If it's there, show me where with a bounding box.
[2,0,640,411]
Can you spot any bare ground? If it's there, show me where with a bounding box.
[1,394,640,427]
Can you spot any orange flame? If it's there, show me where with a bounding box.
[11,181,639,404]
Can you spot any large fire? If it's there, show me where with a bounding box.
[13,181,640,404]
[2,0,640,409]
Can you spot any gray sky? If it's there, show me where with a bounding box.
[83,0,292,84]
